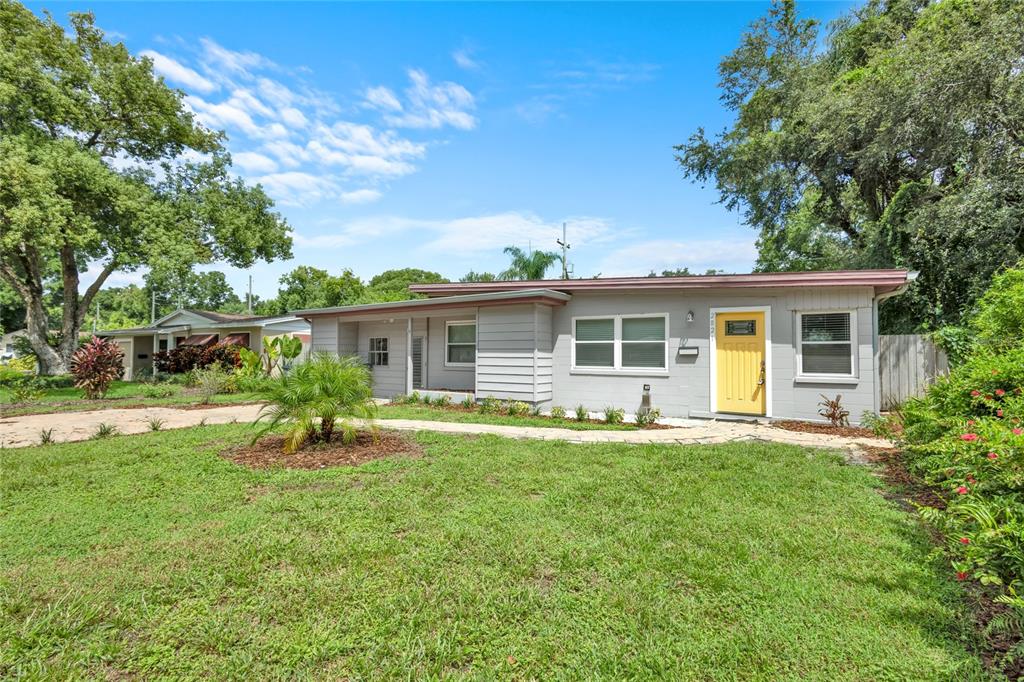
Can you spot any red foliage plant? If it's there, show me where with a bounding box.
[70,336,125,399]
[153,341,242,374]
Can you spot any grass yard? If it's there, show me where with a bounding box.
[1,426,989,679]
[378,403,640,430]
[0,380,262,416]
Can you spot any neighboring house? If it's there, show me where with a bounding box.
[1,329,28,360]
[295,270,916,424]
[100,309,309,379]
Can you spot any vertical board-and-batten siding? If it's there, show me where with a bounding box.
[879,334,948,408]
[475,304,549,403]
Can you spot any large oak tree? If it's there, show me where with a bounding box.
[677,0,1024,331]
[0,2,291,373]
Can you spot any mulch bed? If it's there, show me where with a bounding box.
[386,402,672,429]
[772,419,876,438]
[224,430,422,470]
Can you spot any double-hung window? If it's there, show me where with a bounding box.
[446,321,476,366]
[573,315,668,372]
[368,337,388,367]
[797,311,856,378]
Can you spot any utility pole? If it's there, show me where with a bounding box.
[150,289,156,324]
[93,300,99,333]
[247,274,253,314]
[557,221,571,279]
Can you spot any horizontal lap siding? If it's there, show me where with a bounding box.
[311,317,338,353]
[357,320,407,398]
[426,314,474,391]
[476,305,542,402]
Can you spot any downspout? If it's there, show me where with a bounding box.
[871,271,919,414]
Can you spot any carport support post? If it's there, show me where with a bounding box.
[405,318,413,394]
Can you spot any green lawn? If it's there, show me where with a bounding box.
[0,380,262,416]
[1,426,989,679]
[378,403,639,430]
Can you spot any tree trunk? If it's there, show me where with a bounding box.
[25,295,67,375]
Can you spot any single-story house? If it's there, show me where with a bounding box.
[100,309,309,379]
[1,329,29,360]
[294,269,915,424]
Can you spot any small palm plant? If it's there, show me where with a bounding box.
[253,353,378,454]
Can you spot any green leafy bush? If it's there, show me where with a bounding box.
[479,395,503,411]
[506,401,530,417]
[70,336,124,399]
[8,378,44,403]
[253,353,377,454]
[603,407,625,425]
[459,397,475,410]
[140,383,175,399]
[634,408,661,427]
[192,365,236,405]
[575,405,588,421]
[550,405,567,420]
[433,394,452,407]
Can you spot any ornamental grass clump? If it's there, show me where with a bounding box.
[70,336,124,399]
[253,353,377,454]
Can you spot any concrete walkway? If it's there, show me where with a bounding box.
[0,403,890,459]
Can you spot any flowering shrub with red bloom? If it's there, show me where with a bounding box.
[70,336,125,399]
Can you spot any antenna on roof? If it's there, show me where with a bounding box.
[556,221,571,279]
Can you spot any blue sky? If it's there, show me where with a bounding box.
[38,1,855,298]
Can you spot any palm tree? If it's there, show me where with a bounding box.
[499,246,562,280]
[252,353,378,453]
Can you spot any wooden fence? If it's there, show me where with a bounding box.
[879,334,949,408]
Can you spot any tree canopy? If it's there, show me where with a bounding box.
[676,0,1024,332]
[499,246,561,281]
[0,3,291,372]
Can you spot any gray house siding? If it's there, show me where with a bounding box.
[425,313,475,391]
[549,288,877,423]
[476,305,543,403]
[356,320,407,398]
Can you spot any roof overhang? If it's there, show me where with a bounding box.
[294,289,572,319]
[409,269,914,297]
[100,325,191,336]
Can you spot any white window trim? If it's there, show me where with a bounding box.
[368,336,389,367]
[795,310,858,382]
[709,306,773,418]
[444,320,476,368]
[570,313,670,375]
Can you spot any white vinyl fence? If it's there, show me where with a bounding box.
[879,334,949,409]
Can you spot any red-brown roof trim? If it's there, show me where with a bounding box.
[410,269,913,296]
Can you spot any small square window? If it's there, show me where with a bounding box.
[368,337,388,366]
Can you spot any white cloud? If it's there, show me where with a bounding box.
[340,189,383,204]
[364,86,402,112]
[232,151,278,174]
[142,50,217,93]
[452,48,482,71]
[366,69,477,130]
[597,237,757,277]
[280,107,308,128]
[140,39,477,208]
[200,37,273,76]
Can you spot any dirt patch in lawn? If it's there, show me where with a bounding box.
[773,419,876,439]
[225,430,422,470]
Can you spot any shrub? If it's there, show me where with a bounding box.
[634,408,662,427]
[818,394,850,427]
[201,342,242,371]
[70,336,124,399]
[460,397,476,410]
[421,394,433,406]
[603,407,625,425]
[530,405,543,417]
[147,417,165,431]
[236,373,273,394]
[4,355,36,373]
[407,391,422,404]
[433,394,452,407]
[140,383,175,399]
[972,262,1024,349]
[8,378,44,403]
[192,365,235,405]
[253,353,377,454]
[479,396,501,414]
[506,401,530,417]
[575,405,589,421]
[550,405,567,420]
[860,410,900,440]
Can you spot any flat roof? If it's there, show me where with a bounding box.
[293,288,572,318]
[409,269,914,296]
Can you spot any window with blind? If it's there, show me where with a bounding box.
[798,312,855,376]
[446,321,476,366]
[573,315,668,371]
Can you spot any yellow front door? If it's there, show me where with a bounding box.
[715,311,766,415]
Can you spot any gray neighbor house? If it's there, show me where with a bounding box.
[295,269,915,424]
